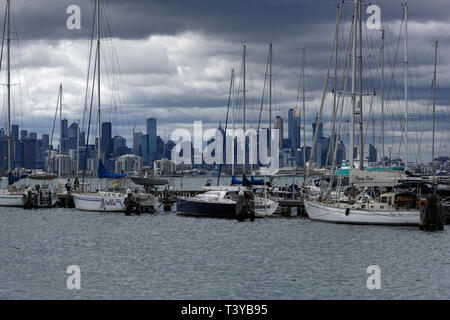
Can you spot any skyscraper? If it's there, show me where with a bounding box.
[68,122,79,151]
[101,122,112,160]
[11,124,18,140]
[146,118,157,161]
[288,109,301,153]
[42,134,49,150]
[312,113,323,140]
[113,135,126,154]
[61,119,68,154]
[133,131,143,156]
[140,134,149,165]
[274,116,283,151]
[20,130,28,141]
[29,132,37,140]
[79,131,86,147]
[21,139,36,169]
[369,144,377,163]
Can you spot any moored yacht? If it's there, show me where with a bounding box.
[72,191,127,212]
[305,192,420,226]
[177,186,256,219]
[0,188,23,207]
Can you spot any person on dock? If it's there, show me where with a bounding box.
[65,179,72,195]
[73,177,79,191]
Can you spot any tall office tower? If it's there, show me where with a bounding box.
[20,130,28,141]
[369,144,377,163]
[41,134,49,150]
[274,116,283,151]
[140,134,149,165]
[288,109,301,153]
[336,141,346,165]
[133,131,143,156]
[61,119,68,154]
[11,124,18,140]
[79,131,86,147]
[68,122,79,151]
[101,122,112,160]
[29,132,37,140]
[21,139,37,169]
[113,135,127,154]
[146,118,157,161]
[312,113,323,140]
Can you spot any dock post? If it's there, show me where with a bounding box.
[420,194,444,231]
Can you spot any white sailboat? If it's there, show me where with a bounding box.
[0,0,23,207]
[73,0,136,213]
[73,191,127,212]
[0,188,23,207]
[305,199,419,226]
[303,1,420,226]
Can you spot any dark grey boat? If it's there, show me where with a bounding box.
[129,176,168,186]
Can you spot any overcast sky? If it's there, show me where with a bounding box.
[1,0,449,163]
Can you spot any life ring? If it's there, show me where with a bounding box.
[418,199,426,208]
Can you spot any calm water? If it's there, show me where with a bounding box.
[1,177,449,300]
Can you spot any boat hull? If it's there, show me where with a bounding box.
[176,197,237,218]
[72,193,125,212]
[129,176,168,186]
[0,193,23,207]
[254,198,278,217]
[304,201,420,226]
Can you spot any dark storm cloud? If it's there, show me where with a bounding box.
[10,0,450,41]
[1,0,449,162]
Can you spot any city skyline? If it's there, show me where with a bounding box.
[0,0,448,164]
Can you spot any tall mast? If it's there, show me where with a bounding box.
[305,0,341,181]
[358,0,364,170]
[302,48,306,172]
[231,69,235,176]
[350,0,357,167]
[381,30,385,168]
[96,0,101,170]
[7,0,11,172]
[403,3,408,170]
[269,43,272,133]
[242,43,246,174]
[432,40,438,194]
[76,119,80,177]
[59,84,62,180]
[329,2,340,167]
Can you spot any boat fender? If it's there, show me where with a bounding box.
[345,208,350,216]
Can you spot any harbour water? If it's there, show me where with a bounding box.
[1,177,449,299]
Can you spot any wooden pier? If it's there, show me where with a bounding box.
[275,199,307,217]
[56,193,75,208]
[55,188,308,218]
[155,190,306,217]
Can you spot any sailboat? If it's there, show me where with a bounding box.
[183,46,277,219]
[303,1,421,226]
[0,0,24,207]
[22,84,66,209]
[72,160,129,212]
[229,43,278,216]
[72,0,158,213]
